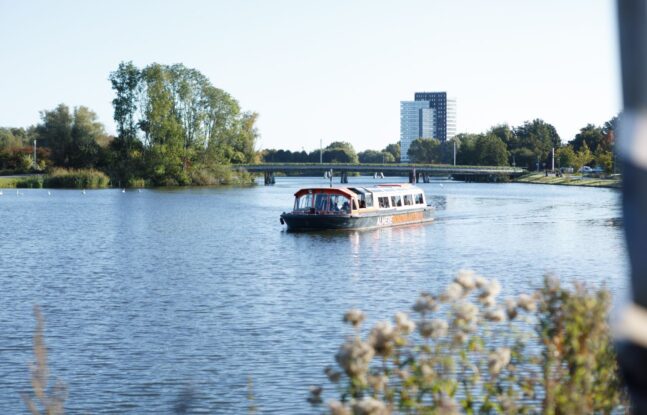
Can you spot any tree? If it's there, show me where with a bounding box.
[594,148,614,173]
[383,143,400,163]
[323,141,358,163]
[513,119,561,169]
[36,104,73,166]
[569,124,606,153]
[572,141,594,172]
[474,134,509,166]
[407,138,441,163]
[555,146,577,169]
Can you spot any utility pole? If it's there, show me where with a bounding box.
[551,147,555,172]
[33,139,37,170]
[453,140,456,166]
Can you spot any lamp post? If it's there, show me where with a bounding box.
[33,139,37,170]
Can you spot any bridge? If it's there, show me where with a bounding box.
[234,163,526,185]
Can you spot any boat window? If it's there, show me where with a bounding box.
[365,194,374,208]
[352,199,358,210]
[391,195,402,207]
[295,193,313,210]
[403,194,413,206]
[314,193,329,211]
[330,194,351,213]
[415,193,424,204]
[378,196,390,208]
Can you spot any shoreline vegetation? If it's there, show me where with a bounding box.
[514,172,621,189]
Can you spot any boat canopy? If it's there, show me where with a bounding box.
[294,188,356,199]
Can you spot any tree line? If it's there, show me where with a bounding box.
[260,116,618,174]
[0,62,259,186]
[406,117,617,172]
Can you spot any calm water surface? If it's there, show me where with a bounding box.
[0,177,627,413]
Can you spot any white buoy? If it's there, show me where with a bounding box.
[47,191,51,196]
[82,189,86,195]
[0,190,3,196]
[439,183,444,188]
[138,189,141,193]
[122,189,126,193]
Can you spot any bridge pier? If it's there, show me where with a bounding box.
[340,171,348,184]
[409,168,416,184]
[422,173,430,183]
[264,171,275,185]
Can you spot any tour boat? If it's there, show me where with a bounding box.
[280,184,434,231]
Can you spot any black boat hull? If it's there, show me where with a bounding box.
[280,208,433,231]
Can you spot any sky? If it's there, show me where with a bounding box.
[0,0,621,152]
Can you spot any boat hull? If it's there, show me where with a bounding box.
[280,208,434,231]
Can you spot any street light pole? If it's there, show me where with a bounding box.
[33,139,37,170]
[453,139,456,166]
[320,139,322,164]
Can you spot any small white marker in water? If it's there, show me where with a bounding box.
[47,191,51,196]
[439,183,444,188]
[82,189,86,195]
[122,188,126,193]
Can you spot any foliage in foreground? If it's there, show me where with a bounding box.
[311,273,628,414]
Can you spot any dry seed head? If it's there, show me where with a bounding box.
[419,319,448,339]
[454,269,476,290]
[517,294,536,312]
[412,292,437,314]
[352,396,390,415]
[329,400,352,415]
[394,312,415,335]
[475,275,489,289]
[488,347,511,376]
[335,338,374,378]
[505,298,518,320]
[368,321,397,357]
[343,309,365,327]
[484,308,506,322]
[441,282,465,302]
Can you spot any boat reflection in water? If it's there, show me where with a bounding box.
[280,184,434,232]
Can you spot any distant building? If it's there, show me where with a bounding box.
[400,92,456,163]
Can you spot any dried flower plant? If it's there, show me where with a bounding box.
[311,272,629,414]
[21,306,66,415]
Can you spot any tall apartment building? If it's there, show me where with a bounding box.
[400,92,456,163]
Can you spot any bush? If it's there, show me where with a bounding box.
[44,168,110,189]
[126,178,146,188]
[311,273,628,414]
[16,176,43,188]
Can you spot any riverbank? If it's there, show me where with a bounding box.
[515,172,621,188]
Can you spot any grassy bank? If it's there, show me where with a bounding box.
[515,172,621,188]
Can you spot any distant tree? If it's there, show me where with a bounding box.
[556,146,577,169]
[488,124,516,149]
[407,138,441,163]
[323,141,358,163]
[513,119,561,169]
[569,124,606,153]
[474,134,509,166]
[383,142,400,163]
[594,148,614,173]
[455,133,480,165]
[36,104,73,166]
[573,141,594,172]
[358,150,383,163]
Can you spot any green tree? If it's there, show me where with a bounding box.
[513,119,561,169]
[474,134,509,166]
[594,148,614,173]
[383,142,400,163]
[573,141,594,172]
[569,124,606,153]
[36,104,74,166]
[555,145,577,169]
[323,141,358,163]
[407,138,440,163]
[358,149,384,163]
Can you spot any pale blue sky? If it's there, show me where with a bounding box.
[0,0,620,151]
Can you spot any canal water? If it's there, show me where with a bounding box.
[0,177,627,413]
